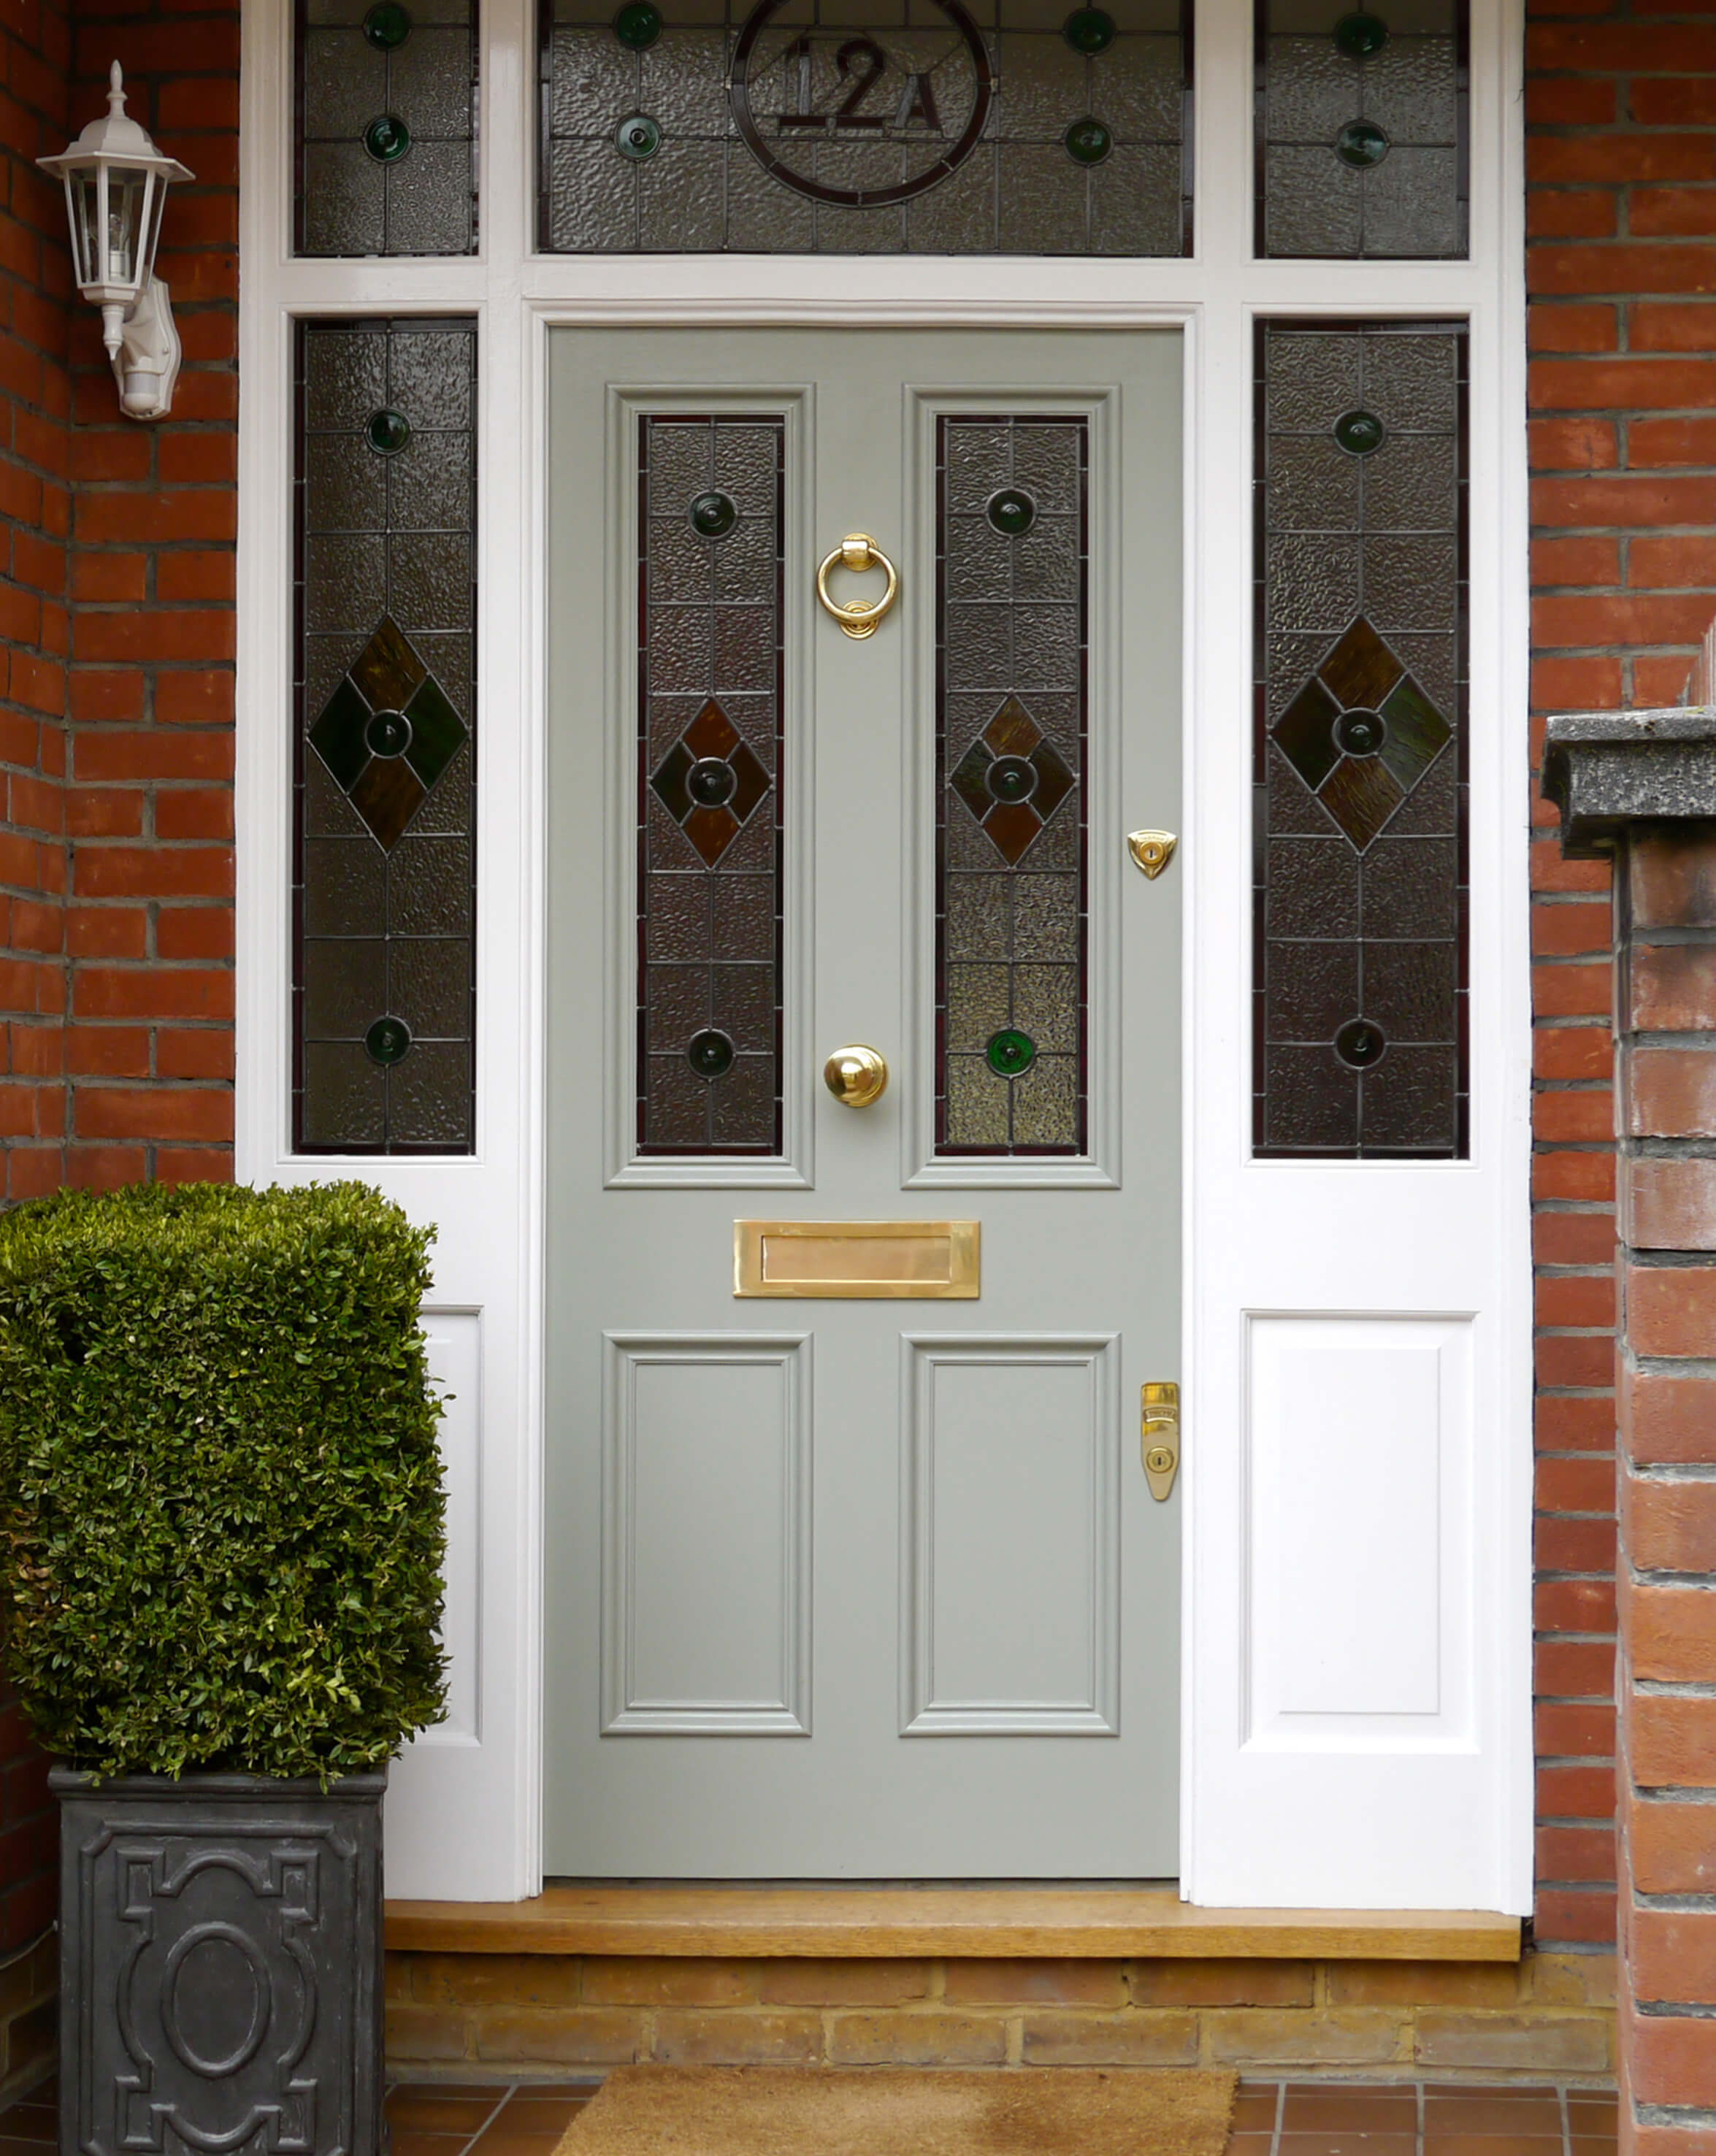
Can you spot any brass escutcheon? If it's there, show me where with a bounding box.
[816,532,900,640]
[1127,829,1179,880]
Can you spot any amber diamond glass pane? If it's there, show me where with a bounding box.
[1253,318,1468,1159]
[937,413,1088,1156]
[541,0,1190,256]
[637,414,786,1155]
[298,0,478,256]
[294,317,478,1154]
[1256,0,1467,259]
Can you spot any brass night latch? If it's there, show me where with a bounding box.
[1142,1381,1179,1501]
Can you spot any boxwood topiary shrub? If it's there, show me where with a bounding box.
[0,1180,448,1781]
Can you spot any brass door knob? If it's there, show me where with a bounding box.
[823,1043,889,1108]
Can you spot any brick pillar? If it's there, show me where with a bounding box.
[1547,721,1716,2155]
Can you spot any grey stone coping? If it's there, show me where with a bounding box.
[1544,708,1716,859]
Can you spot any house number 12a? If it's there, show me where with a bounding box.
[775,35,945,137]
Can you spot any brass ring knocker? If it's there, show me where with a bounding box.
[816,532,899,641]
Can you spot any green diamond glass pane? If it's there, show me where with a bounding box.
[616,113,662,161]
[1333,10,1388,56]
[986,1027,1037,1078]
[403,674,470,791]
[310,676,375,793]
[363,1,412,50]
[987,488,1036,537]
[1334,119,1390,169]
[1274,677,1341,794]
[363,113,412,163]
[1333,409,1384,456]
[950,740,995,821]
[365,1014,413,1064]
[1377,674,1453,791]
[1064,117,1113,166]
[1062,5,1116,52]
[613,0,662,47]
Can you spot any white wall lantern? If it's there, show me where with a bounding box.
[38,64,194,422]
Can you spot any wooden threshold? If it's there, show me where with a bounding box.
[385,1885,1521,1963]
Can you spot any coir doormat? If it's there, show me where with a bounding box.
[556,2064,1238,2155]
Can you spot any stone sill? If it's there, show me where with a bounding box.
[384,1886,1522,1962]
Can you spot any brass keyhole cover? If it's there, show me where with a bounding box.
[816,533,900,641]
[823,1043,889,1108]
[1127,829,1179,880]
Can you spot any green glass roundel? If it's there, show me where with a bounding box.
[615,112,663,161]
[689,490,737,537]
[366,707,413,758]
[365,407,412,455]
[986,1027,1038,1079]
[363,112,413,162]
[1064,115,1113,166]
[1333,9,1388,56]
[1333,707,1384,758]
[613,0,662,47]
[687,756,737,807]
[1335,1017,1386,1070]
[1062,5,1116,53]
[986,754,1038,805]
[1333,407,1384,456]
[1334,118,1390,167]
[365,1015,413,1066]
[987,486,1036,537]
[362,1,413,48]
[687,1027,735,1079]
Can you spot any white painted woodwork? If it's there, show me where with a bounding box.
[236,0,1530,1908]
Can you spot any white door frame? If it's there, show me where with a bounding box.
[236,0,1532,1908]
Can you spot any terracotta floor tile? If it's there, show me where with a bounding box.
[1233,2092,1282,2130]
[388,2096,510,2132]
[491,2101,589,2134]
[468,2133,572,2156]
[389,2132,487,2156]
[1279,2135,1420,2156]
[1424,2098,1563,2134]
[504,2084,601,2098]
[1423,2136,1568,2156]
[1282,2094,1419,2133]
[1569,2141,1616,2155]
[0,2107,55,2143]
[1222,2134,1275,2152]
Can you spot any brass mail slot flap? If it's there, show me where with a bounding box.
[735,1220,980,1300]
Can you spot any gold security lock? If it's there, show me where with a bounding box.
[1141,1381,1179,1502]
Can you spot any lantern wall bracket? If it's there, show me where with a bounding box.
[38,63,193,423]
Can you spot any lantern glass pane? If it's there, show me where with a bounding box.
[69,171,98,286]
[107,166,149,288]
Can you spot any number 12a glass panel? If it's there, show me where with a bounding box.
[935,415,1090,1158]
[541,0,1190,255]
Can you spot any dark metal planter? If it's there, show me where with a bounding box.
[52,1769,386,2156]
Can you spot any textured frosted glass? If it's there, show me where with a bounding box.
[543,0,1189,255]
[294,318,478,1154]
[298,0,477,256]
[936,413,1089,1156]
[1257,0,1466,258]
[1253,320,1468,1159]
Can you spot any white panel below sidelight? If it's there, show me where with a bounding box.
[901,1335,1119,1735]
[602,1333,813,1734]
[413,1309,483,1745]
[1246,1314,1474,1751]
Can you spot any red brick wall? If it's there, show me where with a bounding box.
[1525,0,1716,1959]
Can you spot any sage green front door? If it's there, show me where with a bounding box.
[545,328,1181,1876]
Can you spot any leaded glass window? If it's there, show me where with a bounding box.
[294,318,477,1153]
[936,414,1089,1156]
[298,0,479,255]
[637,415,787,1154]
[1253,319,1468,1158]
[541,0,1190,255]
[1256,0,1466,258]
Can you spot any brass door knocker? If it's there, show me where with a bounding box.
[816,532,900,640]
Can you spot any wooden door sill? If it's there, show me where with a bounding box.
[384,1884,1521,1961]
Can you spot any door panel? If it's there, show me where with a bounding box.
[546,328,1181,1876]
